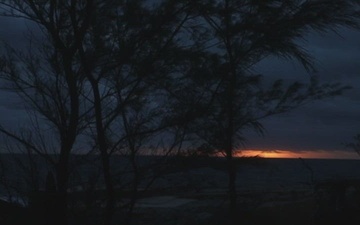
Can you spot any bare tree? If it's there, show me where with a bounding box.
[74,1,195,223]
[0,1,196,224]
[0,1,94,224]
[2,1,357,224]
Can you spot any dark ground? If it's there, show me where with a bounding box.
[2,156,360,224]
[3,188,360,225]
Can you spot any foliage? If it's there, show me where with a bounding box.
[0,0,359,224]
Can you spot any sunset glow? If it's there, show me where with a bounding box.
[236,149,360,159]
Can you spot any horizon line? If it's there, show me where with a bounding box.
[236,149,360,160]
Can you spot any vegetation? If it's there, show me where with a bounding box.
[0,0,359,224]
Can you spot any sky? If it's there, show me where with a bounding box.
[1,15,360,159]
[243,28,360,159]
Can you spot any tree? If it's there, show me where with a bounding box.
[2,1,358,224]
[74,1,194,223]
[176,0,360,217]
[0,1,95,224]
[0,1,195,224]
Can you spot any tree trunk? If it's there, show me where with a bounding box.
[126,152,139,224]
[55,154,70,225]
[90,81,115,225]
[226,149,237,216]
[100,153,115,225]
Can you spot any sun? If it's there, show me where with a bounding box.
[236,150,299,158]
[236,149,359,159]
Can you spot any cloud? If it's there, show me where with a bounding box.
[243,28,360,153]
[0,15,360,156]
[244,98,360,152]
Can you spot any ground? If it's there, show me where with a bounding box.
[2,157,360,224]
[127,187,360,225]
[2,186,360,225]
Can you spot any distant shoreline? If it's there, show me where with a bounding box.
[0,152,359,160]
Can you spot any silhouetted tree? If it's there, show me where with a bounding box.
[74,1,194,224]
[0,1,194,224]
[0,1,94,224]
[1,1,359,225]
[176,0,360,217]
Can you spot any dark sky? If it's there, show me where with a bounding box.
[1,17,360,156]
[246,28,360,154]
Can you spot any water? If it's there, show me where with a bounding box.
[236,158,360,191]
[1,154,360,203]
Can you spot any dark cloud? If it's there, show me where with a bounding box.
[0,17,29,47]
[0,17,39,130]
[1,15,360,155]
[246,29,360,152]
[0,90,28,129]
[0,91,23,110]
[0,16,42,53]
[244,102,360,152]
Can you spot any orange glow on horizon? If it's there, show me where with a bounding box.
[236,149,360,159]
